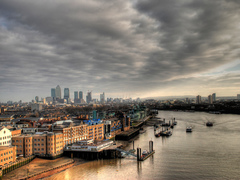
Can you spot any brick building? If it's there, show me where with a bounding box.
[12,132,63,157]
[0,146,16,167]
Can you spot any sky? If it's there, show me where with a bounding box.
[0,0,240,102]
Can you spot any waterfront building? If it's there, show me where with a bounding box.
[100,92,105,104]
[0,146,17,167]
[64,88,70,99]
[212,93,216,102]
[51,88,56,100]
[0,127,11,146]
[53,124,87,147]
[55,85,61,99]
[196,95,201,104]
[12,132,63,157]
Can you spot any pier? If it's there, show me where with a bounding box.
[137,140,155,161]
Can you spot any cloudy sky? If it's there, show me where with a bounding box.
[1,0,240,102]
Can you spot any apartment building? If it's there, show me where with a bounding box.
[12,132,63,157]
[0,146,16,167]
[0,127,11,146]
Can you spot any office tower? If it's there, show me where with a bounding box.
[55,85,61,99]
[212,93,216,102]
[100,92,105,104]
[64,88,70,99]
[74,91,79,99]
[35,96,39,102]
[79,91,83,100]
[196,95,201,104]
[208,95,213,104]
[86,91,92,104]
[51,88,56,99]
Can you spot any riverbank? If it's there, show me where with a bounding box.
[2,157,87,180]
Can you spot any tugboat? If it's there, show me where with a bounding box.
[186,126,192,132]
[206,122,213,126]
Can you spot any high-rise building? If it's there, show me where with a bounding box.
[79,91,83,100]
[64,88,70,99]
[212,93,216,102]
[208,95,213,104]
[100,92,105,104]
[86,91,92,104]
[35,96,39,102]
[51,88,56,99]
[237,94,240,100]
[74,91,79,100]
[55,85,61,99]
[196,95,201,104]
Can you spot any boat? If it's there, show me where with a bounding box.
[155,132,161,137]
[206,122,213,126]
[160,128,172,136]
[186,127,192,132]
[142,150,148,155]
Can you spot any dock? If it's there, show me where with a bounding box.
[115,128,140,141]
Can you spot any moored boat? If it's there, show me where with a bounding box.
[186,127,192,132]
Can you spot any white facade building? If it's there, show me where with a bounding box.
[0,127,11,146]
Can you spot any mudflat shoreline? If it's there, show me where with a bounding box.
[2,157,87,180]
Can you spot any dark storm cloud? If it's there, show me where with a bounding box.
[0,0,240,101]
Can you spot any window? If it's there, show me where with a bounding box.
[12,140,15,143]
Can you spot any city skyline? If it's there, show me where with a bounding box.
[1,1,240,102]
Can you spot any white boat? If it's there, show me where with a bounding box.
[186,127,192,132]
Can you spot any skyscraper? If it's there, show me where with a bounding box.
[196,95,201,104]
[64,88,70,99]
[100,92,105,104]
[79,91,83,100]
[74,91,79,100]
[55,85,61,99]
[51,88,56,100]
[212,93,216,102]
[86,91,92,104]
[208,95,213,104]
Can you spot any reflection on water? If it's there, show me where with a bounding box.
[46,111,240,180]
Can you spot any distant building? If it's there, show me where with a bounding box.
[74,91,79,100]
[55,85,61,99]
[196,95,201,104]
[51,88,56,99]
[212,93,216,102]
[35,96,39,102]
[86,91,92,104]
[79,91,83,100]
[100,92,105,104]
[64,88,70,99]
[208,95,213,104]
[237,94,240,100]
[31,103,43,112]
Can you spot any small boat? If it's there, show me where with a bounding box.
[186,127,192,132]
[160,128,172,136]
[206,122,213,126]
[155,132,161,137]
[142,150,148,156]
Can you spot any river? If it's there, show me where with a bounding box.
[46,110,240,180]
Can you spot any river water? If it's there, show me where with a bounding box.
[47,111,240,180]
